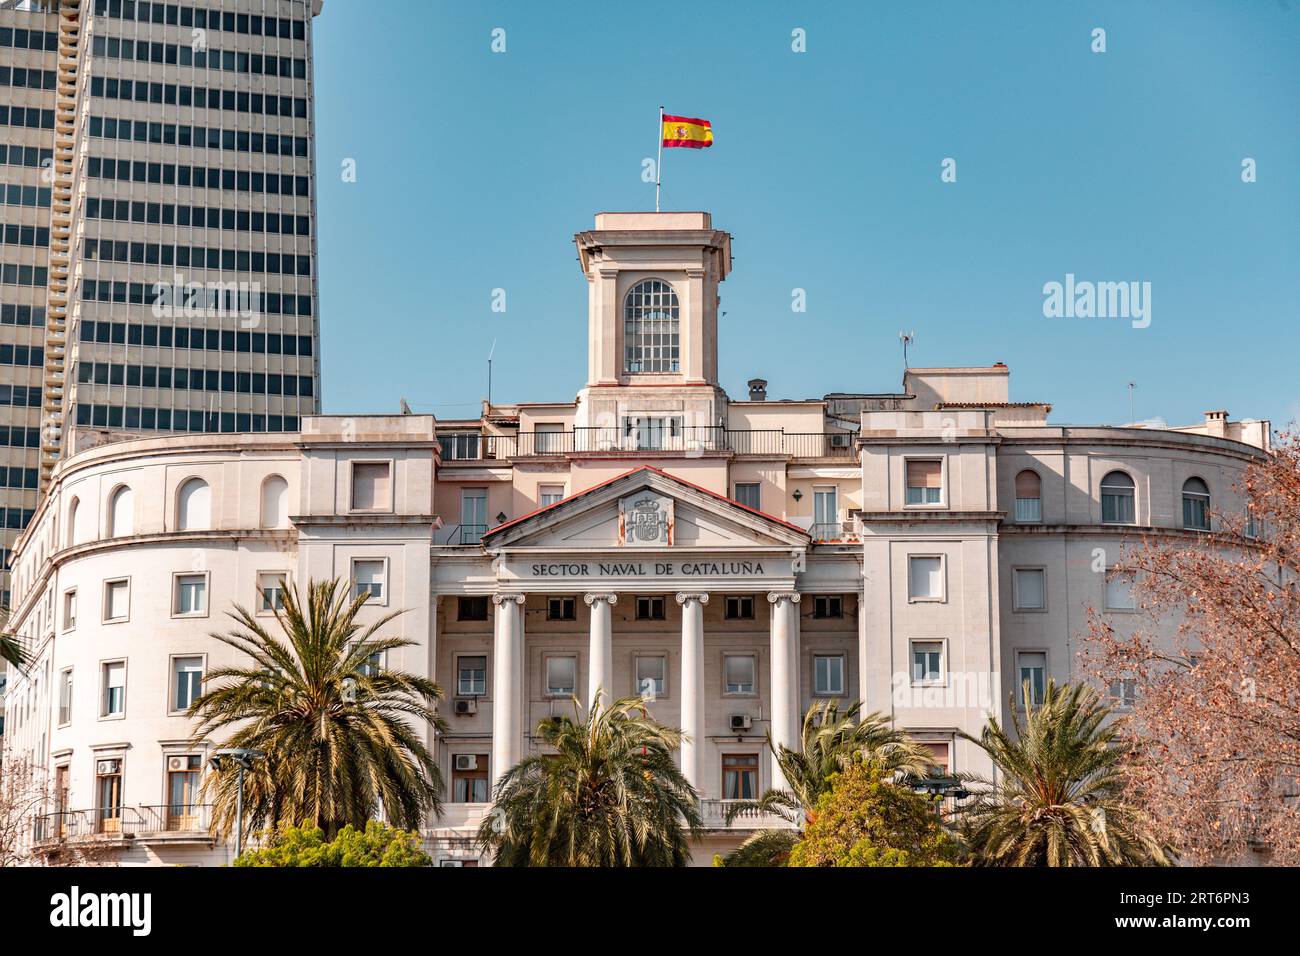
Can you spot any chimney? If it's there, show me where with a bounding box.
[1204,409,1229,438]
[747,378,768,401]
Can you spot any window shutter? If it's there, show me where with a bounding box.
[1015,470,1040,497]
[907,460,942,488]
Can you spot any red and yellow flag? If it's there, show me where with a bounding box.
[662,114,713,149]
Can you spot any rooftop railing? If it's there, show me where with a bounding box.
[437,429,856,462]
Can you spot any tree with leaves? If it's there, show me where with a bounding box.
[719,700,936,867]
[958,680,1173,866]
[478,696,702,866]
[189,578,446,841]
[1085,431,1300,863]
[234,820,432,867]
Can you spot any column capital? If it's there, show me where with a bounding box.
[767,591,802,605]
[583,592,618,607]
[491,592,526,606]
[675,592,709,606]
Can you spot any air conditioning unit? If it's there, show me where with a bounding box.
[830,433,852,448]
[166,756,188,772]
[96,759,119,775]
[729,714,752,732]
[453,754,478,772]
[453,697,477,716]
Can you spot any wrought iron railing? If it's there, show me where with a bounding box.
[136,803,212,833]
[437,429,855,461]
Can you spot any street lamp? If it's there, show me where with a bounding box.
[209,747,265,859]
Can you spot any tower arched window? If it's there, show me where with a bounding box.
[1100,471,1135,525]
[108,485,133,538]
[177,478,211,531]
[261,475,289,529]
[1014,470,1042,523]
[623,279,680,373]
[1182,477,1210,531]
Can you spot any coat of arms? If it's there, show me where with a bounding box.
[618,493,674,546]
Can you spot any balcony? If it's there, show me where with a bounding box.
[135,804,214,843]
[437,428,856,462]
[33,807,140,846]
[699,799,796,832]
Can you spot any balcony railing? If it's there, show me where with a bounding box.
[34,807,141,844]
[698,799,797,831]
[136,803,212,834]
[438,429,855,462]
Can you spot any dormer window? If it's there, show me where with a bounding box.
[623,279,679,373]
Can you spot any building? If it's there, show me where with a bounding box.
[0,0,324,603]
[0,210,1272,865]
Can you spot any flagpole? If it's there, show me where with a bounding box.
[655,105,663,212]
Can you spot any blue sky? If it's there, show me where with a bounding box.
[313,0,1299,429]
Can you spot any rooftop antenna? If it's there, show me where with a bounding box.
[486,338,497,413]
[899,330,916,371]
[1127,381,1136,425]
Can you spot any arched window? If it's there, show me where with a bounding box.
[108,485,133,538]
[65,497,80,547]
[261,475,289,528]
[177,478,211,531]
[1100,471,1135,524]
[1182,477,1210,531]
[623,279,680,373]
[1014,469,1042,523]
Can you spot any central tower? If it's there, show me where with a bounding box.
[572,212,732,436]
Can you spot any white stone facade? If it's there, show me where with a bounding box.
[0,212,1271,866]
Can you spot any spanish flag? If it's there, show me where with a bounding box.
[662,113,713,149]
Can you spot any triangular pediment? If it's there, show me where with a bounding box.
[482,467,809,552]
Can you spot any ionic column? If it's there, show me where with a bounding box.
[491,593,526,790]
[675,592,709,791]
[584,593,617,710]
[768,591,801,792]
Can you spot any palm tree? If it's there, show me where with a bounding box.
[189,578,447,841]
[478,695,703,866]
[957,679,1174,866]
[0,606,28,673]
[721,700,936,866]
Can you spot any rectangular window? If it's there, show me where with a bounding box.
[733,482,760,510]
[533,423,565,455]
[58,668,72,725]
[723,654,756,695]
[172,656,203,711]
[1012,568,1046,611]
[174,573,207,615]
[103,578,130,622]
[451,755,490,803]
[722,754,759,800]
[101,661,126,716]
[545,656,577,697]
[350,461,391,511]
[1108,679,1138,708]
[95,758,124,833]
[813,595,843,618]
[907,556,943,601]
[1104,570,1136,611]
[166,755,202,829]
[458,596,488,621]
[812,486,838,539]
[911,641,943,684]
[62,588,76,629]
[457,655,487,696]
[1017,651,1047,706]
[724,595,754,620]
[905,459,943,505]
[351,559,385,602]
[547,596,576,621]
[538,484,565,507]
[813,654,845,696]
[460,489,487,544]
[636,596,665,621]
[257,572,287,612]
[634,655,666,698]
